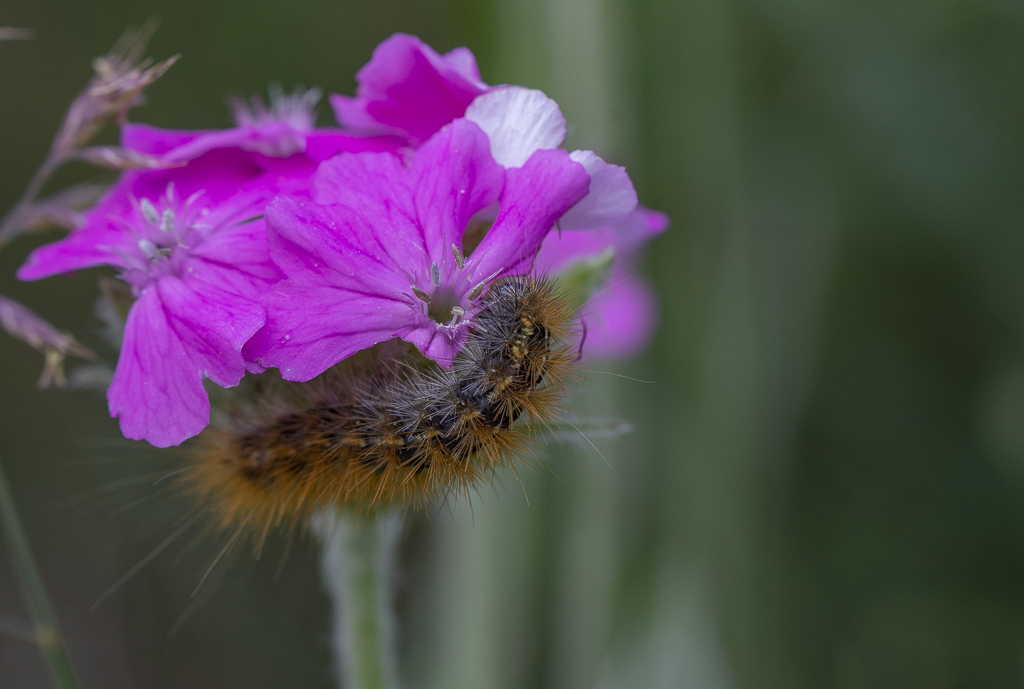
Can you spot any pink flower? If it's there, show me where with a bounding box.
[245,118,590,380]
[21,88,403,281]
[21,186,279,447]
[18,89,403,446]
[330,35,667,358]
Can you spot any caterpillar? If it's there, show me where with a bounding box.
[187,275,578,542]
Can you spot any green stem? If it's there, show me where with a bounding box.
[0,457,80,689]
[317,508,401,689]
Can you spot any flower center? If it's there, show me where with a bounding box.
[426,286,464,326]
[406,242,506,338]
[409,255,468,330]
[118,189,209,290]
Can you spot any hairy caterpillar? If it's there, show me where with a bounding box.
[187,275,578,541]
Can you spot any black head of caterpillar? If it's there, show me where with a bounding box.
[186,275,579,542]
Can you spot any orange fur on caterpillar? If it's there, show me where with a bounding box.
[185,275,579,543]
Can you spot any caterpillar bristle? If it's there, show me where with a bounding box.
[185,275,579,542]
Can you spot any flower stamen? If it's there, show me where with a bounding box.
[467,269,503,302]
[451,244,465,270]
[411,285,431,304]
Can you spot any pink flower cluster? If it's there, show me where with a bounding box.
[19,34,667,447]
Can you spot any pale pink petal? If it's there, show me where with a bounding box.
[107,289,209,448]
[559,150,637,230]
[535,228,620,271]
[464,87,567,167]
[329,95,387,135]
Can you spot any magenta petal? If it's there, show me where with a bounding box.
[412,120,503,271]
[304,130,405,161]
[107,289,209,448]
[245,281,410,381]
[17,225,128,279]
[332,34,488,144]
[315,149,414,212]
[121,123,208,156]
[160,128,265,163]
[313,152,433,276]
[155,275,259,388]
[130,148,266,205]
[397,321,464,368]
[469,148,590,281]
[125,124,251,163]
[266,196,409,296]
[189,218,282,283]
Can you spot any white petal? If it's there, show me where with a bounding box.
[558,150,638,229]
[465,86,567,167]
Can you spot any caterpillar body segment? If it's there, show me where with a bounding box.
[189,276,578,537]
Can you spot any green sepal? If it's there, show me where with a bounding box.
[551,247,616,311]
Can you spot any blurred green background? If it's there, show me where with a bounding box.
[3,0,1024,687]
